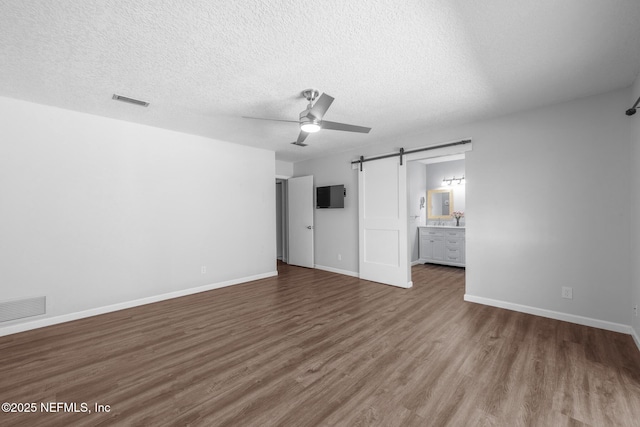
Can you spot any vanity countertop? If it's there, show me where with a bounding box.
[419,225,465,229]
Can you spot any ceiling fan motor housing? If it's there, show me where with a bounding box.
[300,109,321,132]
[299,108,316,123]
[243,89,370,144]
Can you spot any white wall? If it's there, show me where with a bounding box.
[0,96,276,335]
[276,160,293,178]
[295,87,633,329]
[408,162,427,262]
[631,74,640,345]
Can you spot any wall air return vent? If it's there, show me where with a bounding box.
[0,296,46,322]
[112,94,149,107]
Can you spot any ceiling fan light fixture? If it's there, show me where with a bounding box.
[243,89,371,147]
[300,122,321,133]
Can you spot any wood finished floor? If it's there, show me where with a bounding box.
[1,263,640,426]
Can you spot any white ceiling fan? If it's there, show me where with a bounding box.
[243,89,371,147]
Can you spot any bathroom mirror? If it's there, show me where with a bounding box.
[427,189,453,219]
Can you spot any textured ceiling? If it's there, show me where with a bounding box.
[1,1,639,163]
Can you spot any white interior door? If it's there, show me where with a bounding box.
[358,158,411,288]
[287,175,314,268]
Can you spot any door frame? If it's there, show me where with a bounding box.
[275,179,288,263]
[287,175,315,268]
[403,141,472,284]
[355,140,472,287]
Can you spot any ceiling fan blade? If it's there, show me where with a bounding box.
[320,120,371,133]
[308,93,334,120]
[291,131,309,147]
[242,116,299,123]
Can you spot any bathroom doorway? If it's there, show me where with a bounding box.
[408,155,466,268]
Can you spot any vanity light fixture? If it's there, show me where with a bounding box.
[442,176,465,186]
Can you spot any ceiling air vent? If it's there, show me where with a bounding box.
[112,94,149,107]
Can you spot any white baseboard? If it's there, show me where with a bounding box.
[0,271,278,337]
[314,264,359,278]
[464,294,632,335]
[632,327,640,352]
[411,260,422,266]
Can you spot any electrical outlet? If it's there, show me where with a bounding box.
[201,266,207,274]
[634,305,638,317]
[338,254,342,261]
[561,286,573,299]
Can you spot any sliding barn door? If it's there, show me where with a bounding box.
[358,157,411,288]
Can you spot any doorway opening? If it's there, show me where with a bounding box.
[408,153,466,286]
[356,140,471,289]
[275,175,315,269]
[275,179,287,263]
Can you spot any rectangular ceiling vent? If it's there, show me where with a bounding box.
[112,94,149,107]
[0,296,46,322]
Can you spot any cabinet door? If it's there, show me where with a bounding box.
[432,237,445,261]
[420,236,433,259]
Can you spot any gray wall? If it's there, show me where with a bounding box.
[408,162,427,262]
[0,96,276,334]
[464,89,630,326]
[632,73,640,341]
[291,168,358,273]
[295,87,632,327]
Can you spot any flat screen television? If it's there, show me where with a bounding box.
[316,185,345,209]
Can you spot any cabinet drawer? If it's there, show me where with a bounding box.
[421,236,444,244]
[419,228,444,237]
[444,230,465,238]
[446,248,462,261]
[445,238,463,248]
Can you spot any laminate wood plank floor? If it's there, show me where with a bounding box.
[1,263,640,426]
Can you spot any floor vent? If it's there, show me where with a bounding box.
[0,297,46,322]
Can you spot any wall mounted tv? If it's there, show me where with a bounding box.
[316,185,345,209]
